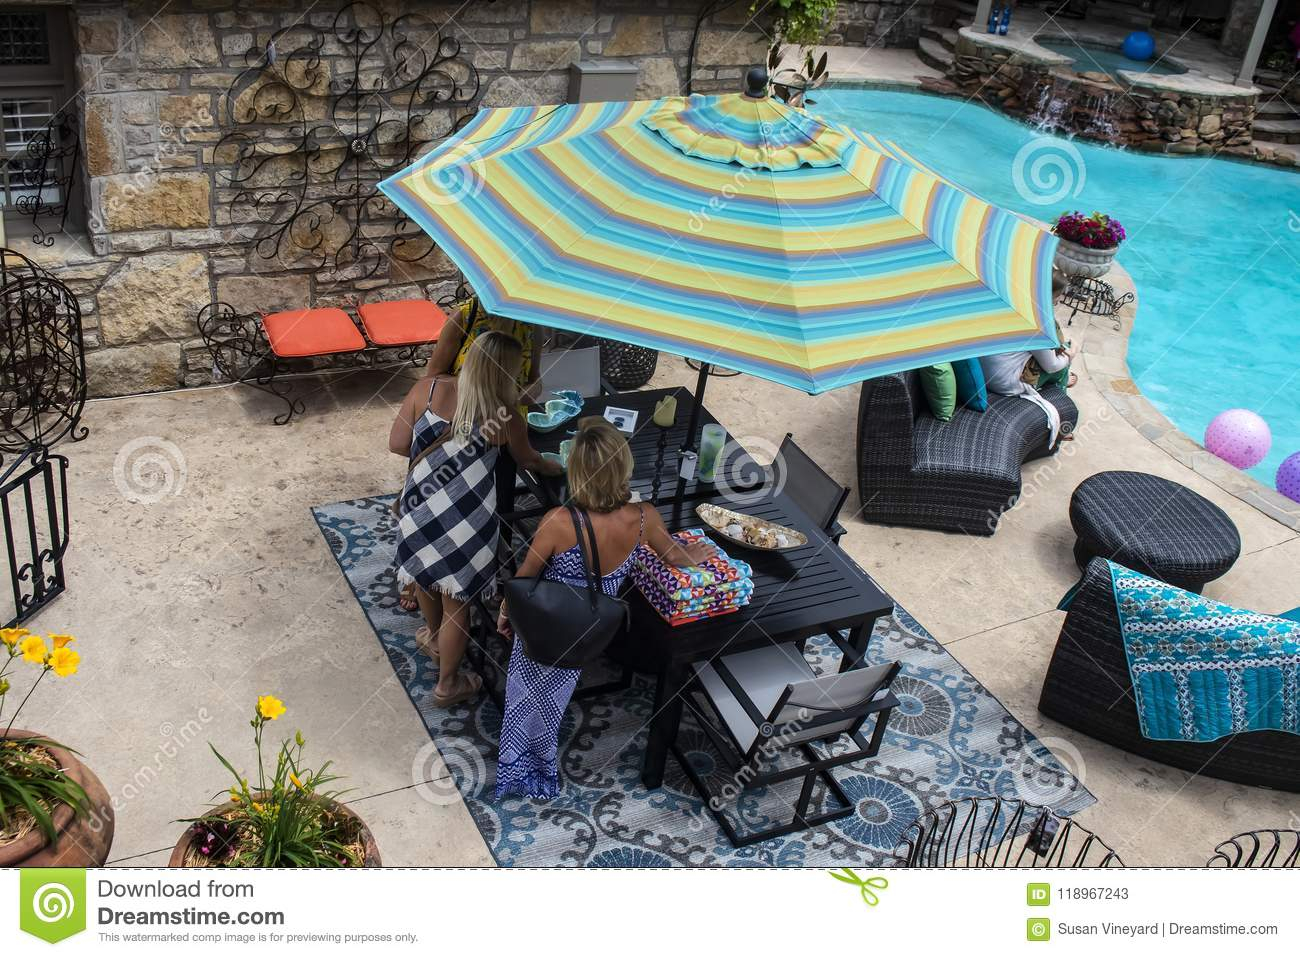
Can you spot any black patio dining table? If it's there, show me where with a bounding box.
[516,386,896,789]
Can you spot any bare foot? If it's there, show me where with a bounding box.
[432,671,483,708]
[398,582,418,612]
[1067,372,1078,388]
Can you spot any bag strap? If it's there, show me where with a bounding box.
[566,506,601,610]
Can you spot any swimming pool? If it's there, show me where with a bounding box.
[1037,37,1184,80]
[814,88,1298,486]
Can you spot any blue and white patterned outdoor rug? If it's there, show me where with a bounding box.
[314,494,1094,866]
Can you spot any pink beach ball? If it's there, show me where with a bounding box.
[1277,452,1300,504]
[1205,409,1271,470]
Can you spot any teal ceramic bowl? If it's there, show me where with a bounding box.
[527,390,584,432]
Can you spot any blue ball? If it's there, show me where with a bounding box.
[1122,31,1156,61]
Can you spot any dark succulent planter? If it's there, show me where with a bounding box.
[169,796,381,868]
[0,729,114,868]
[598,339,659,390]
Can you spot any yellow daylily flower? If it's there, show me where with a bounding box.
[0,627,29,648]
[289,771,305,790]
[49,633,75,649]
[47,647,79,677]
[251,802,265,813]
[228,789,241,804]
[257,695,286,721]
[20,635,48,664]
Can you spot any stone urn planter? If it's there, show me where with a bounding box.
[0,730,114,867]
[1054,237,1119,279]
[169,796,381,868]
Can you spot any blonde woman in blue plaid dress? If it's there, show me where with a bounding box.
[394,332,561,708]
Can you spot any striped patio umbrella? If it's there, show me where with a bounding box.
[378,83,1059,396]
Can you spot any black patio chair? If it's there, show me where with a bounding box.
[1206,830,1300,868]
[673,640,900,848]
[771,433,849,543]
[895,796,1123,868]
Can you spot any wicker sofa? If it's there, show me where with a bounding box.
[1039,558,1299,792]
[855,369,1079,535]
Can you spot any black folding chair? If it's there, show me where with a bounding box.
[771,433,849,543]
[674,640,900,847]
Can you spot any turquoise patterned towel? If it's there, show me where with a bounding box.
[1107,561,1300,742]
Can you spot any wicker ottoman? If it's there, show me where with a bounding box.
[1069,471,1240,592]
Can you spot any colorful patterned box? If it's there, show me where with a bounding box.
[632,529,754,625]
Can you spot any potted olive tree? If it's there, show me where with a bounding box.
[1052,210,1127,278]
[171,695,380,867]
[0,628,114,867]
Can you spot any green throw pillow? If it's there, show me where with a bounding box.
[919,363,956,421]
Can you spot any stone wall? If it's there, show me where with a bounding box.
[825,0,935,47]
[933,38,1258,157]
[21,0,774,398]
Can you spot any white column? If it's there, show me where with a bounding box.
[974,0,994,30]
[1236,0,1278,87]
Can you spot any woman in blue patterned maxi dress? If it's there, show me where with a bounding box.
[391,332,561,708]
[495,418,714,798]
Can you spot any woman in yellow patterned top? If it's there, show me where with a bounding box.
[433,300,540,402]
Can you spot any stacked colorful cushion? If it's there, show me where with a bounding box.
[918,358,988,420]
[632,529,753,625]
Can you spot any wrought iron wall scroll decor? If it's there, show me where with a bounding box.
[214,1,482,285]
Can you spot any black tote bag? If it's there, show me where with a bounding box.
[504,507,629,669]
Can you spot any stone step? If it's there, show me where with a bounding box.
[1253,139,1300,167]
[930,0,975,30]
[920,24,959,52]
[1253,118,1300,144]
[1257,98,1300,120]
[1088,0,1155,28]
[917,35,955,73]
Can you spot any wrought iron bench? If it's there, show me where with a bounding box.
[197,298,448,424]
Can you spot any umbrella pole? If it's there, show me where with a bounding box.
[674,361,711,502]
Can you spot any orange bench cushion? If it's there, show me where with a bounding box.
[356,299,449,347]
[261,307,366,358]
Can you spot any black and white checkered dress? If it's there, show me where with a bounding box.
[396,411,501,601]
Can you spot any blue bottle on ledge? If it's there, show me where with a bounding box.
[998,5,1012,35]
[987,4,1000,32]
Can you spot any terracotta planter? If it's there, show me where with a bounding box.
[169,796,381,867]
[1054,237,1119,278]
[0,729,114,867]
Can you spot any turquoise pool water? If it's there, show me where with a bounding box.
[815,88,1299,486]
[1037,37,1183,80]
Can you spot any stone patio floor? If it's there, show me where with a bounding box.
[16,268,1299,867]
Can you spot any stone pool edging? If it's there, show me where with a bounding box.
[1081,265,1300,531]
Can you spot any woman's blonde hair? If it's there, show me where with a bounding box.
[452,330,521,438]
[567,417,633,513]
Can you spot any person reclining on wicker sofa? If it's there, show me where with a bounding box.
[1039,557,1300,793]
[855,366,1079,535]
